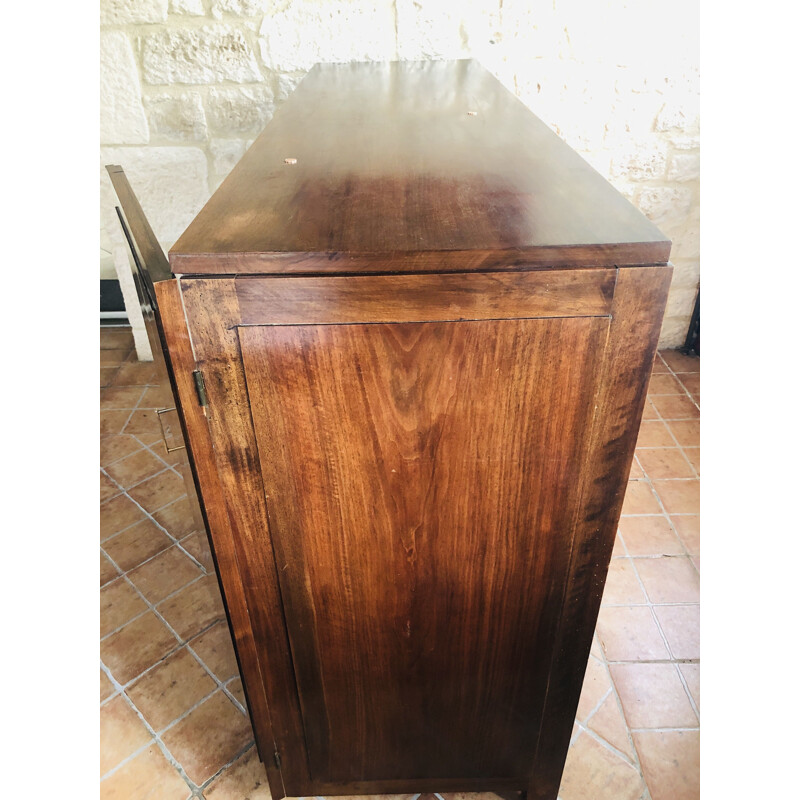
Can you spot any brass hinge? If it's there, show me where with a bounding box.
[192,369,208,407]
[273,750,282,769]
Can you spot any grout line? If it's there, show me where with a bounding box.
[592,630,652,794]
[100,661,198,796]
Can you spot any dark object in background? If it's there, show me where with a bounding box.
[100,279,124,313]
[682,289,700,355]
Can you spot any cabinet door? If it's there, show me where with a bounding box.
[238,314,609,784]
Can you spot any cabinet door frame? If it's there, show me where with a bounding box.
[155,264,671,800]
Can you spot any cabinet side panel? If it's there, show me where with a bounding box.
[155,279,299,799]
[529,265,673,800]
[238,315,610,785]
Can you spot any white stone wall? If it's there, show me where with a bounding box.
[100,0,699,346]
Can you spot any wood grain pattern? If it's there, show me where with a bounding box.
[528,266,672,800]
[154,280,288,798]
[238,314,609,785]
[168,278,312,793]
[235,269,614,325]
[169,60,669,274]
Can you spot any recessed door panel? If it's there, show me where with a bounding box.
[239,316,608,783]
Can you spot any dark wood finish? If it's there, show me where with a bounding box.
[528,266,672,800]
[235,268,614,325]
[169,60,669,275]
[238,315,609,784]
[176,278,311,792]
[155,280,290,798]
[133,60,674,800]
[106,165,202,529]
[107,165,171,283]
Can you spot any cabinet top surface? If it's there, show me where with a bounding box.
[170,59,670,275]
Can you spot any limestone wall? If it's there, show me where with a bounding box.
[100,0,699,346]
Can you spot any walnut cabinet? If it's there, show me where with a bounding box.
[109,60,671,800]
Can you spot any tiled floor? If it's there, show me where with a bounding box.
[100,326,700,800]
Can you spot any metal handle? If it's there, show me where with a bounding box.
[156,407,186,453]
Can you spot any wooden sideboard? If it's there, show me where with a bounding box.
[110,59,671,800]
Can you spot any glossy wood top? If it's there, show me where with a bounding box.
[170,59,670,275]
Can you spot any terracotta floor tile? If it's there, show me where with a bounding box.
[128,546,203,604]
[101,327,134,350]
[601,559,646,605]
[576,655,611,722]
[627,457,644,479]
[610,663,697,729]
[101,367,119,387]
[100,743,190,800]
[100,386,145,410]
[204,746,270,800]
[128,470,187,514]
[651,353,670,373]
[635,420,675,448]
[158,574,226,641]
[611,531,625,557]
[160,690,253,786]
[127,647,217,732]
[113,361,160,386]
[101,552,120,587]
[640,399,658,420]
[620,482,662,515]
[151,438,186,468]
[636,448,695,479]
[632,730,700,800]
[652,480,699,514]
[683,447,700,475]
[679,663,700,711]
[649,395,699,420]
[181,531,215,571]
[660,350,699,373]
[101,578,148,638]
[189,622,240,683]
[101,471,122,503]
[124,409,163,436]
[101,434,144,467]
[105,449,169,490]
[671,515,700,555]
[101,669,115,702]
[101,612,181,685]
[137,430,163,447]
[101,348,132,366]
[100,694,152,775]
[559,731,644,800]
[226,677,246,709]
[647,373,684,395]
[101,494,147,541]
[654,605,700,660]
[677,372,699,397]
[139,386,171,409]
[101,327,132,347]
[667,420,700,448]
[596,606,670,662]
[587,693,635,761]
[153,497,203,540]
[101,410,132,435]
[618,516,684,556]
[635,556,699,604]
[103,518,173,573]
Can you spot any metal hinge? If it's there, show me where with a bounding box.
[192,369,208,407]
[273,750,282,769]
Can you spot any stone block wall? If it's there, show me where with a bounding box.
[100,0,699,346]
